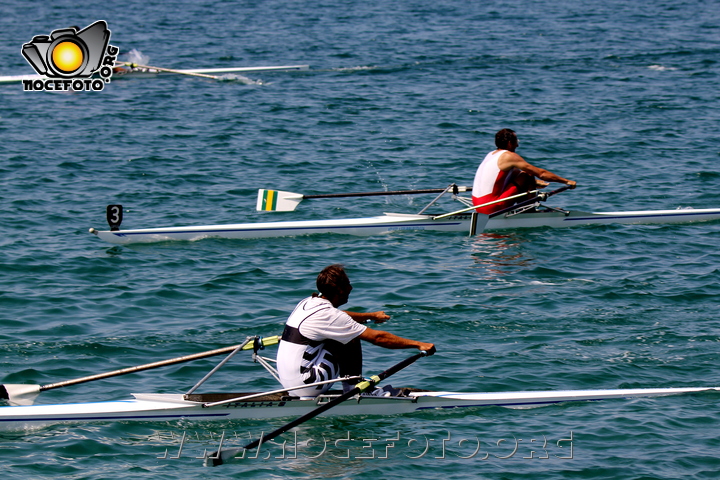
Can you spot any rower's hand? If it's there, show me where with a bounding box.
[372,311,390,324]
[419,343,436,356]
[566,180,577,189]
[536,180,550,188]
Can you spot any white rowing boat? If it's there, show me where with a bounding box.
[2,335,718,431]
[2,386,717,431]
[0,64,309,84]
[90,212,480,244]
[89,186,720,245]
[111,64,310,79]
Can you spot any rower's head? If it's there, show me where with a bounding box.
[317,264,353,307]
[495,128,519,151]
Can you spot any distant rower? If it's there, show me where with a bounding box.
[472,128,576,214]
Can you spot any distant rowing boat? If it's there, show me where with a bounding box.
[89,186,720,245]
[112,64,310,78]
[0,64,310,84]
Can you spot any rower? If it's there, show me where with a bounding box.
[276,264,435,398]
[472,128,576,214]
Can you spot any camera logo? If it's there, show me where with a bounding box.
[21,21,118,92]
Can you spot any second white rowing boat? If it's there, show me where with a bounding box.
[89,207,720,245]
[89,185,720,244]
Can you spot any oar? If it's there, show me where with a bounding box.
[432,190,540,220]
[117,61,220,80]
[484,185,573,218]
[257,185,470,212]
[433,184,574,220]
[0,336,279,406]
[205,347,435,466]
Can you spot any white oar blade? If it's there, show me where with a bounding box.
[2,384,41,406]
[256,189,303,212]
[204,446,245,466]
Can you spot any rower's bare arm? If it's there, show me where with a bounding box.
[499,152,576,188]
[526,164,576,187]
[359,328,435,353]
[345,310,390,324]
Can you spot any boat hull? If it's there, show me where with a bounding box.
[0,387,716,431]
[90,214,475,245]
[89,207,720,245]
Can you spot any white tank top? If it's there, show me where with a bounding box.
[472,150,506,197]
[276,296,366,397]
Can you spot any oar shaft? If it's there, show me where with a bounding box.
[303,187,468,199]
[433,190,539,219]
[118,62,218,79]
[242,349,432,452]
[488,185,572,218]
[303,187,467,198]
[433,185,573,220]
[40,336,279,392]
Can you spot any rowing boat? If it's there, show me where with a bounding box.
[2,386,717,431]
[1,335,718,431]
[111,64,309,78]
[0,64,309,84]
[90,208,720,245]
[89,187,720,245]
[89,212,482,244]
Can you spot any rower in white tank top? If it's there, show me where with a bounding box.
[472,129,576,213]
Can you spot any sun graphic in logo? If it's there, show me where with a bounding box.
[51,41,85,73]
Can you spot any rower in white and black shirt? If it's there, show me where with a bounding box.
[276,264,435,398]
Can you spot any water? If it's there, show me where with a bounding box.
[2,0,720,478]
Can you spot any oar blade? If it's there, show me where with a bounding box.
[1,384,41,406]
[204,446,245,466]
[256,189,303,212]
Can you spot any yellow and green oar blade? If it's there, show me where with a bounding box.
[256,189,304,212]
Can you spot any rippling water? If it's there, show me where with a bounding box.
[2,1,720,478]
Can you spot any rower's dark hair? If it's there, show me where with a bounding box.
[316,264,350,298]
[495,128,517,149]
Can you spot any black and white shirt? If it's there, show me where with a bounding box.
[276,296,367,398]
